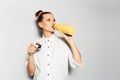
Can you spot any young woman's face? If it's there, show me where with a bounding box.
[39,14,55,33]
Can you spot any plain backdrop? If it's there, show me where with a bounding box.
[0,0,120,80]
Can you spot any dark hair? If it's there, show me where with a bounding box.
[35,10,43,18]
[35,10,52,23]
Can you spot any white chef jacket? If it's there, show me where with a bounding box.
[27,34,82,80]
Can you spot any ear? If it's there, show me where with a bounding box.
[38,22,43,29]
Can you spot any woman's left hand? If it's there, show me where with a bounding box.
[59,31,73,44]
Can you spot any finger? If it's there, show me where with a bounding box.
[36,43,41,48]
[30,43,38,48]
[28,45,37,53]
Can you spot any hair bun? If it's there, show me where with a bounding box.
[35,10,43,18]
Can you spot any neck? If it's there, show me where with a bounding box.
[43,31,54,38]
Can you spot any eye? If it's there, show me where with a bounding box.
[53,19,55,22]
[47,18,50,21]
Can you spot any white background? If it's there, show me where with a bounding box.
[0,0,120,80]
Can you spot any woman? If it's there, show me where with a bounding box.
[27,10,83,80]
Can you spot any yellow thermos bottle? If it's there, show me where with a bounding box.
[54,24,76,35]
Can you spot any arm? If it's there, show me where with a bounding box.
[60,32,83,66]
[27,43,38,77]
[27,55,35,77]
[67,39,83,65]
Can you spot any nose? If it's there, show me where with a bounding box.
[52,21,55,25]
[52,22,55,27]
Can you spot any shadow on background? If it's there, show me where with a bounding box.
[34,20,43,37]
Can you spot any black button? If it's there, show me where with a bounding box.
[47,63,50,65]
[47,54,49,56]
[47,74,50,76]
[48,46,49,48]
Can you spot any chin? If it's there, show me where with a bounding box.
[51,30,55,33]
[46,28,55,33]
[47,30,54,33]
[50,29,55,32]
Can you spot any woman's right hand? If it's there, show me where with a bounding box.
[27,43,38,56]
